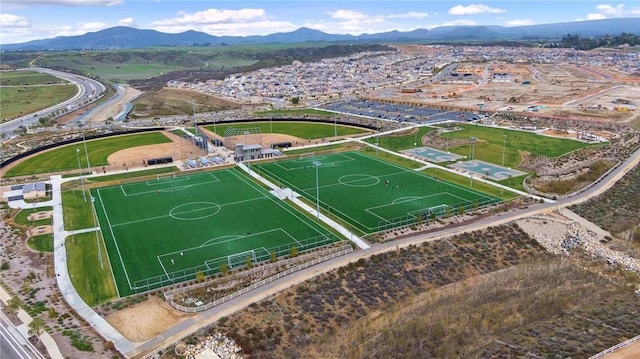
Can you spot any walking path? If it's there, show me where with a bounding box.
[7,175,137,354]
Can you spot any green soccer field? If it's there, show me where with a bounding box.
[91,168,338,296]
[254,151,501,234]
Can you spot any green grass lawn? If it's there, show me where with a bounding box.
[5,132,171,177]
[92,167,338,295]
[204,121,369,139]
[13,207,53,227]
[365,127,436,151]
[66,231,118,305]
[0,84,77,121]
[62,191,95,231]
[0,71,67,86]
[441,124,601,168]
[27,234,54,253]
[255,151,501,234]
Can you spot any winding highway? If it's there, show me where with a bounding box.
[0,67,105,138]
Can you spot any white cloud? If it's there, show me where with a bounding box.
[586,13,608,20]
[77,21,108,32]
[153,8,265,27]
[329,9,367,20]
[3,0,122,5]
[449,4,506,16]
[584,3,640,20]
[388,11,433,19]
[505,18,534,26]
[149,8,302,36]
[0,13,31,28]
[118,17,137,27]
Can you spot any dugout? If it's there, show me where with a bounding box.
[271,142,292,149]
[146,157,173,165]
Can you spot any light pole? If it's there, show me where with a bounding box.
[191,100,198,136]
[270,116,273,148]
[470,136,477,160]
[313,161,321,219]
[76,148,86,202]
[90,196,103,269]
[414,127,418,149]
[501,134,507,167]
[334,117,337,139]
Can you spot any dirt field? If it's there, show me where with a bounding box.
[604,341,640,359]
[27,225,52,236]
[106,131,205,170]
[370,61,639,123]
[198,126,307,149]
[105,296,194,342]
[27,211,52,221]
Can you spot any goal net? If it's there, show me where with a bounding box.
[299,152,315,159]
[157,173,176,181]
[227,250,257,268]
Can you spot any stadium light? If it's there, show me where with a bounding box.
[313,161,321,219]
[501,134,508,167]
[76,148,87,202]
[90,196,103,269]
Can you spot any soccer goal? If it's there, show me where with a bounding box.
[427,204,449,217]
[227,250,257,268]
[157,173,176,181]
[299,152,315,159]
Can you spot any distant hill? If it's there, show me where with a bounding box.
[1,18,638,51]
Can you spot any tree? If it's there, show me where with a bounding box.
[28,317,46,337]
[290,245,298,258]
[291,97,300,105]
[196,270,205,283]
[244,256,253,268]
[220,262,228,276]
[270,249,277,263]
[7,296,22,315]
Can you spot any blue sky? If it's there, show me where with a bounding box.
[1,1,639,45]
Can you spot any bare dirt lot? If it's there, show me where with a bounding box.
[106,131,205,169]
[105,296,194,342]
[371,61,639,123]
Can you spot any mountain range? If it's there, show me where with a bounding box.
[2,18,638,51]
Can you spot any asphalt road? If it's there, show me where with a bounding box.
[0,67,105,138]
[0,312,43,359]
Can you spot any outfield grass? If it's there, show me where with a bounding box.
[87,166,179,183]
[27,234,54,253]
[255,151,501,234]
[5,132,171,177]
[92,167,338,295]
[66,231,118,305]
[255,109,335,117]
[365,127,436,151]
[441,124,601,167]
[204,121,369,139]
[62,191,95,231]
[0,84,77,121]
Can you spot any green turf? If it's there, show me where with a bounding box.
[5,132,171,177]
[92,167,338,296]
[66,231,118,305]
[27,234,54,253]
[254,151,501,234]
[440,124,602,167]
[204,121,368,139]
[86,166,179,183]
[62,191,95,231]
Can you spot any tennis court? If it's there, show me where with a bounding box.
[91,168,338,296]
[254,151,501,234]
[406,146,465,163]
[449,160,527,180]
